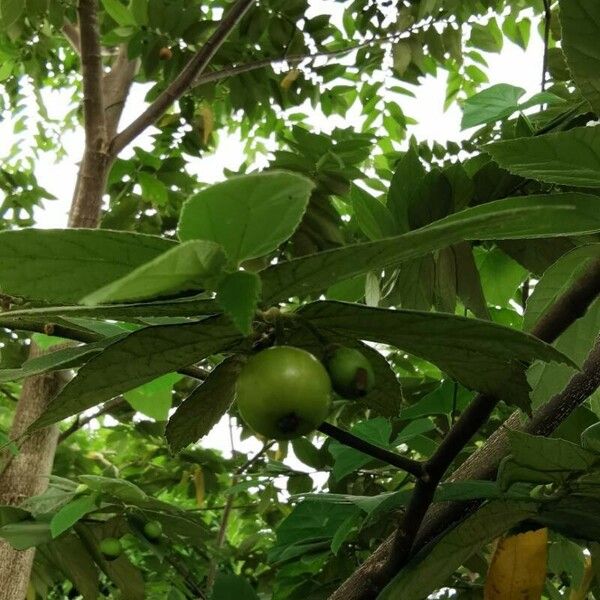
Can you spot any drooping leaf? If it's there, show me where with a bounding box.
[166,357,243,453]
[29,316,242,430]
[124,372,182,421]
[298,301,573,410]
[81,240,227,305]
[216,270,262,335]
[485,127,600,187]
[378,501,537,600]
[261,193,600,304]
[101,0,136,26]
[559,0,600,113]
[178,171,314,263]
[50,495,98,538]
[0,229,173,303]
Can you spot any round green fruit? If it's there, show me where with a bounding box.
[326,347,375,398]
[581,422,600,453]
[236,346,332,440]
[143,520,163,541]
[99,537,123,560]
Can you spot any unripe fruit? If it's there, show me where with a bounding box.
[326,347,375,398]
[581,422,600,452]
[143,520,163,541]
[236,346,332,440]
[159,47,172,60]
[99,537,123,560]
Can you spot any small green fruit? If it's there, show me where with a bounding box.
[236,346,332,440]
[99,537,123,560]
[143,520,163,541]
[581,422,600,452]
[326,347,375,398]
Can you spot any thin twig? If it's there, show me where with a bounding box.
[318,422,423,478]
[58,396,126,443]
[0,385,19,403]
[109,0,256,158]
[205,441,275,593]
[61,20,80,54]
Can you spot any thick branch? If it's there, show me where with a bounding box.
[68,0,108,228]
[318,422,423,477]
[109,0,255,158]
[330,258,600,600]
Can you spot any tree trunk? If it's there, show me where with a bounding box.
[0,347,67,599]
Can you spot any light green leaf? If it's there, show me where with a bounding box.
[124,372,181,421]
[0,229,174,303]
[178,171,314,263]
[559,0,600,112]
[101,0,136,26]
[78,475,147,503]
[299,301,572,410]
[50,495,98,538]
[351,185,397,240]
[462,83,525,129]
[0,0,23,26]
[485,127,600,187]
[81,240,227,305]
[378,501,536,600]
[29,316,241,430]
[165,357,242,453]
[216,271,262,335]
[0,521,52,550]
[261,193,600,304]
[469,18,503,53]
[138,172,168,206]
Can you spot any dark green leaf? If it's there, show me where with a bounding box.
[50,495,98,538]
[0,521,52,550]
[0,0,23,26]
[216,270,262,335]
[101,0,136,26]
[212,573,258,600]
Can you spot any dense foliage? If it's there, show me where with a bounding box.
[1,0,600,598]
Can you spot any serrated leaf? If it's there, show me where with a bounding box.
[299,301,573,410]
[29,316,241,430]
[216,271,261,335]
[101,0,136,26]
[178,171,314,264]
[124,372,181,421]
[0,229,174,303]
[485,127,600,187]
[261,193,600,304]
[165,357,242,452]
[559,0,600,112]
[81,240,227,305]
[50,495,98,538]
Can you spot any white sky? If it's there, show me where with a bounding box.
[0,7,546,470]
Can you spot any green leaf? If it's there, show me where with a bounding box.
[81,240,227,305]
[453,242,490,320]
[462,83,525,129]
[138,172,168,206]
[559,0,600,112]
[476,247,528,307]
[124,372,181,421]
[128,0,147,25]
[0,521,52,550]
[485,127,600,187]
[469,18,503,53]
[0,0,23,26]
[216,271,262,335]
[261,193,600,304]
[351,185,397,240]
[212,573,259,600]
[178,171,314,263]
[299,301,573,410]
[524,244,600,331]
[165,357,242,453]
[0,229,174,303]
[378,501,536,600]
[101,0,136,26]
[50,495,98,538]
[29,316,241,430]
[78,475,147,503]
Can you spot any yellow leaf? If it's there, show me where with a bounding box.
[484,527,548,600]
[569,556,594,600]
[280,68,300,91]
[199,106,214,145]
[193,465,205,507]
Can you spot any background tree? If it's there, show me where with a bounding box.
[0,0,599,599]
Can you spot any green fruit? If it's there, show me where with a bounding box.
[236,346,332,440]
[143,520,163,541]
[326,347,375,398]
[581,422,600,452]
[99,537,123,560]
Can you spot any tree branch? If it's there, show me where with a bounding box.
[61,20,80,54]
[109,0,256,158]
[68,0,108,229]
[329,258,600,600]
[318,422,423,478]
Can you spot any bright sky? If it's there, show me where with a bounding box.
[0,7,546,474]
